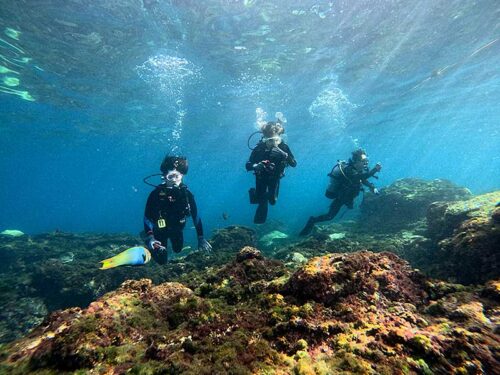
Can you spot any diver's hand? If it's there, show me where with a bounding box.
[155,245,167,259]
[372,188,380,195]
[198,236,212,253]
[253,162,264,173]
[263,160,276,172]
[374,163,382,172]
[270,146,288,160]
[148,237,163,251]
[253,162,269,173]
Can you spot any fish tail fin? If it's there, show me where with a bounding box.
[99,252,129,270]
[100,257,119,270]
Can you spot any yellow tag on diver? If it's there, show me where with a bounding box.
[157,219,166,228]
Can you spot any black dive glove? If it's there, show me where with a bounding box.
[270,146,288,160]
[253,161,275,173]
[253,162,265,173]
[146,234,166,253]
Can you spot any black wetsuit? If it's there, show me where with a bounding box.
[144,183,203,264]
[246,141,297,224]
[300,162,378,235]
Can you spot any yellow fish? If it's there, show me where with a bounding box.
[100,246,151,270]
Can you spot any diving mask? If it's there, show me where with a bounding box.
[360,154,369,165]
[164,170,183,186]
[263,136,281,146]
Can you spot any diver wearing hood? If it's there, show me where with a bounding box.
[143,156,212,264]
[246,120,297,224]
[299,149,382,236]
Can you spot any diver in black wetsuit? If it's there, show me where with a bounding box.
[299,149,382,236]
[144,156,212,264]
[246,121,297,224]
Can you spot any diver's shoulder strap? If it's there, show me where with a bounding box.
[327,160,346,177]
[180,185,192,216]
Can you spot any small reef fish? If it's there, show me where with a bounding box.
[100,246,151,270]
[0,229,25,237]
[222,212,229,220]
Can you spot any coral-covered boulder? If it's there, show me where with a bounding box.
[427,191,499,241]
[285,251,427,307]
[209,226,256,252]
[203,247,287,303]
[228,246,285,284]
[360,178,472,232]
[1,279,194,372]
[426,192,500,284]
[236,246,263,262]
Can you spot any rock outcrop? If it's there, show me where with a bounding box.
[1,250,498,374]
[0,227,257,343]
[361,178,472,232]
[424,192,500,284]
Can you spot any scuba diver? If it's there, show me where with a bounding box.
[98,155,211,269]
[246,119,297,224]
[299,149,382,236]
[143,155,212,264]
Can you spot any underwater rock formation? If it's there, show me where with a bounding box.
[200,246,287,304]
[0,297,47,344]
[1,249,498,374]
[209,225,256,252]
[285,251,427,307]
[0,227,257,343]
[423,191,500,284]
[273,220,430,272]
[361,178,472,232]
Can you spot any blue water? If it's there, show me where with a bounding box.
[1,0,499,239]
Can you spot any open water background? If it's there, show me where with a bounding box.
[0,0,499,240]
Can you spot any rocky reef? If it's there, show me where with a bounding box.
[413,191,500,284]
[360,178,472,232]
[0,179,499,373]
[283,180,499,285]
[1,249,498,374]
[0,226,255,343]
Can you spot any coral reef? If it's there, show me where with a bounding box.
[360,178,472,232]
[0,298,47,344]
[1,250,498,374]
[200,246,287,304]
[1,181,498,373]
[285,251,427,307]
[426,191,499,241]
